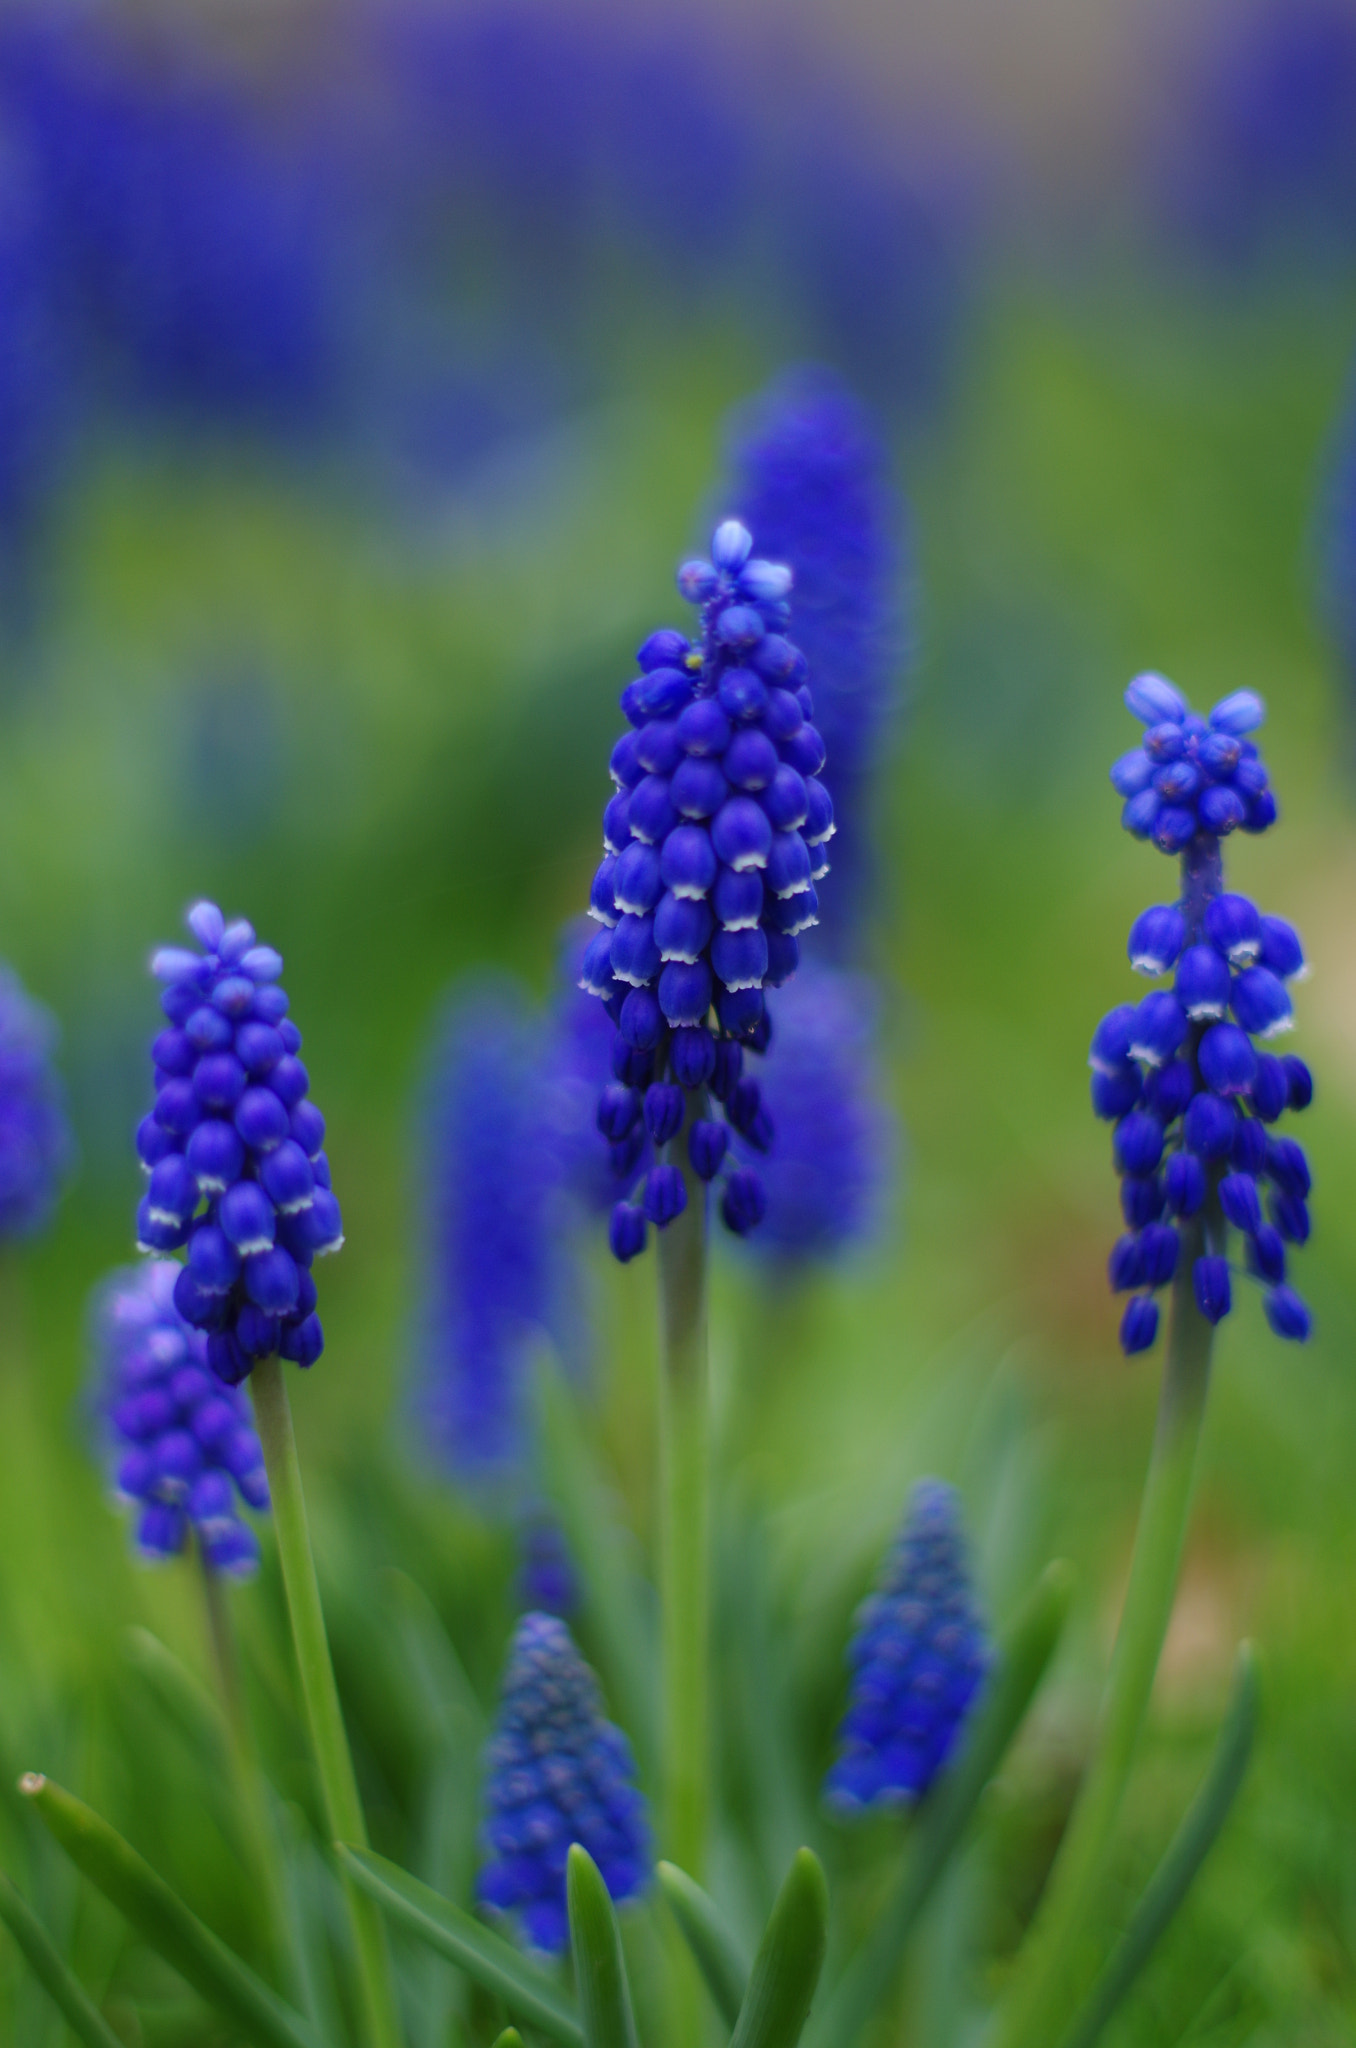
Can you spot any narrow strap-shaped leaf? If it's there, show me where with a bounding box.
[655,1860,749,2027]
[806,1558,1074,2048]
[0,1870,125,2048]
[491,2033,525,2048]
[1059,1642,1259,2048]
[729,1849,828,2048]
[337,1843,583,2046]
[566,1846,639,2048]
[20,1775,323,2048]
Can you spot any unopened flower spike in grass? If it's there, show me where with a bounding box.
[138,900,341,1385]
[826,1479,991,1815]
[479,1612,651,1955]
[1096,675,1314,1353]
[92,1258,268,1575]
[580,517,833,1258]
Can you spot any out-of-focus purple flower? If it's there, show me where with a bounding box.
[0,964,73,1239]
[1151,1,1356,271]
[412,980,563,1483]
[516,1515,578,1618]
[722,367,907,937]
[91,1258,268,1575]
[543,920,647,1216]
[748,961,894,1263]
[1321,372,1356,702]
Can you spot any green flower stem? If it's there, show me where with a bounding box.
[994,1219,1216,2048]
[197,1546,291,1986]
[250,1356,403,2048]
[656,1162,711,1881]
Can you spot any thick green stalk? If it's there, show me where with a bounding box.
[251,1356,403,2048]
[993,1221,1215,2048]
[656,1166,710,1881]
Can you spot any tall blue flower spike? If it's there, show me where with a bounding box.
[1096,676,1314,1353]
[137,901,341,1387]
[751,961,893,1261]
[413,982,561,1481]
[0,964,73,1239]
[478,1612,650,1954]
[517,1516,579,1618]
[581,519,833,1259]
[92,1258,269,1575]
[723,368,905,939]
[826,1480,991,1815]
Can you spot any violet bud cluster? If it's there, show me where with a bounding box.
[1095,679,1314,1353]
[136,901,341,1385]
[580,519,833,1260]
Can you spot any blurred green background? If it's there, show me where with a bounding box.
[1,2,1355,2042]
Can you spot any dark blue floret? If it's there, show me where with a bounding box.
[0,964,73,1239]
[1095,680,1314,1354]
[825,1480,991,1815]
[140,902,339,1384]
[582,519,834,1259]
[478,1612,650,1955]
[91,1258,268,1574]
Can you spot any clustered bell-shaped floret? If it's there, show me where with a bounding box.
[825,1480,991,1816]
[581,520,833,1259]
[93,1259,269,1574]
[1095,683,1313,1353]
[1111,674,1276,850]
[136,902,341,1385]
[478,1612,650,1954]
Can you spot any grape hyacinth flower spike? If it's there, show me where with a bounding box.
[0,964,74,1239]
[581,517,833,1260]
[92,1258,269,1574]
[479,1612,651,1954]
[137,900,342,1385]
[1096,674,1313,1351]
[825,1479,991,1815]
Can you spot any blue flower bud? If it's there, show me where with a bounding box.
[1250,1054,1287,1122]
[669,1026,715,1089]
[1175,944,1231,1019]
[643,1084,685,1145]
[1126,672,1188,724]
[1120,1295,1159,1353]
[1230,1117,1267,1174]
[1109,1234,1143,1290]
[1121,1173,1165,1227]
[136,1197,189,1254]
[1152,805,1198,854]
[609,1204,647,1262]
[1281,1055,1312,1110]
[1144,721,1185,763]
[612,843,663,916]
[718,666,769,722]
[723,727,779,790]
[1184,1090,1236,1157]
[721,1167,766,1234]
[1154,758,1199,803]
[642,1164,687,1227]
[1090,1005,1138,1074]
[1129,992,1187,1066]
[1164,1152,1206,1216]
[1139,1222,1180,1286]
[1092,1065,1142,1120]
[712,866,764,930]
[1111,749,1155,798]
[1266,1136,1310,1200]
[688,1120,728,1180]
[711,927,769,992]
[1264,1285,1310,1341]
[1257,916,1304,982]
[712,519,753,571]
[619,987,663,1050]
[1273,1193,1310,1243]
[1198,1022,1258,1096]
[657,960,713,1026]
[188,1224,241,1295]
[611,914,661,988]
[628,774,678,844]
[1209,690,1265,735]
[670,756,729,819]
[712,796,773,870]
[579,928,619,999]
[1123,789,1162,839]
[1193,1256,1232,1324]
[1230,966,1293,1039]
[236,1087,290,1153]
[1219,1173,1262,1235]
[1144,1058,1194,1122]
[1246,1226,1286,1285]
[1114,1112,1165,1175]
[597,1085,641,1142]
[1205,893,1262,964]
[1198,785,1246,835]
[244,1247,300,1315]
[1128,904,1186,974]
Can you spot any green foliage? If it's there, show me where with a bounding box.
[728,1849,829,2048]
[0,1872,124,2048]
[567,1846,641,2048]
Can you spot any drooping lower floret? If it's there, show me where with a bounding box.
[136,901,342,1384]
[1095,677,1313,1352]
[580,518,834,1259]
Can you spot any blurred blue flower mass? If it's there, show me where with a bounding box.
[478,1611,650,1954]
[1095,677,1314,1353]
[0,963,73,1239]
[138,901,340,1385]
[826,1479,991,1814]
[91,1257,269,1574]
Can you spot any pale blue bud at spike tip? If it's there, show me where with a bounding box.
[1095,678,1314,1353]
[478,1613,651,1955]
[0,965,74,1239]
[825,1480,991,1816]
[581,518,834,1259]
[90,1258,268,1574]
[139,902,337,1384]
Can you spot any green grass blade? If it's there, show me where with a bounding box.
[1059,1642,1260,2048]
[655,1859,750,2027]
[337,1843,583,2046]
[566,1846,640,2048]
[806,1558,1075,2048]
[729,1849,828,2048]
[19,1774,323,2048]
[491,2033,525,2048]
[0,1870,125,2048]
